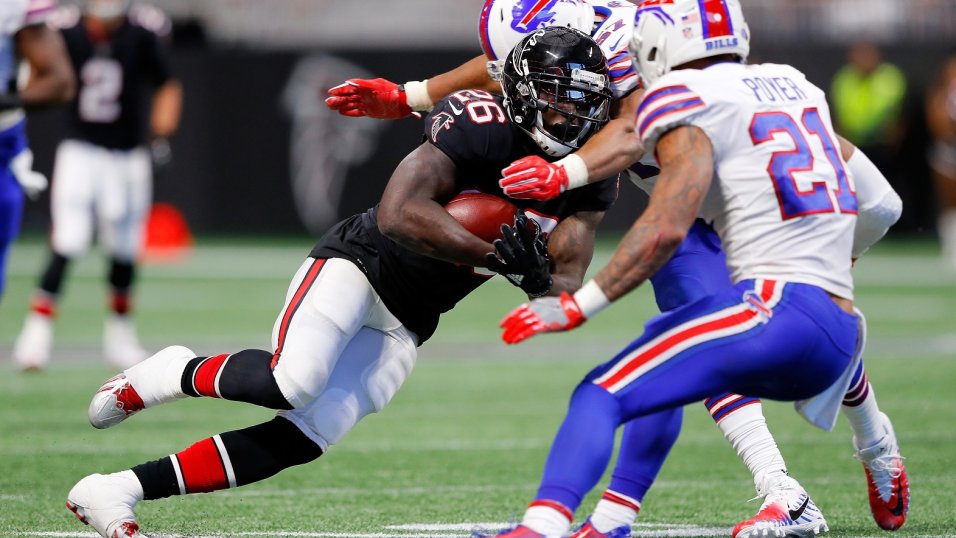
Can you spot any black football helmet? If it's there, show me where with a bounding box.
[500,26,612,157]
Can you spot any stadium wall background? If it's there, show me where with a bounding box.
[18,42,946,238]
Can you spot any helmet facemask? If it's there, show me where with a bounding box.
[502,28,612,157]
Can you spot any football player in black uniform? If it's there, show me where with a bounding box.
[13,0,182,370]
[64,27,618,538]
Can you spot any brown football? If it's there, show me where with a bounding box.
[444,191,519,243]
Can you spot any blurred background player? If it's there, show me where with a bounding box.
[12,0,183,370]
[0,0,74,304]
[926,53,956,269]
[64,28,617,538]
[325,1,909,536]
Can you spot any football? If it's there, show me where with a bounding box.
[444,191,519,243]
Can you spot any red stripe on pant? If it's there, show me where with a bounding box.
[175,438,228,494]
[271,258,327,369]
[193,354,230,397]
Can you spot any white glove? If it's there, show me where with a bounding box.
[10,148,48,200]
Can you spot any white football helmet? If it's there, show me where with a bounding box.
[630,0,750,86]
[478,0,596,60]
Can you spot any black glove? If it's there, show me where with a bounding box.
[485,214,553,298]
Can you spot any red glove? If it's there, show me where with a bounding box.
[499,155,569,201]
[324,78,414,119]
[500,291,586,344]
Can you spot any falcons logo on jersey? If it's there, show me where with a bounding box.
[430,112,455,143]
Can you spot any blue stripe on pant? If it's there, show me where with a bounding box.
[535,280,857,513]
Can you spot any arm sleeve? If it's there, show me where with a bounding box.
[848,149,902,258]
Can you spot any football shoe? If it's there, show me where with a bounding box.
[12,312,53,371]
[733,475,828,538]
[88,345,195,428]
[66,472,145,538]
[103,315,149,369]
[472,525,552,538]
[568,518,631,538]
[855,412,909,530]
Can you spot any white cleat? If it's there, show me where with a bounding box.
[104,315,149,369]
[89,345,195,429]
[733,475,828,538]
[88,374,146,429]
[66,472,146,538]
[12,312,54,371]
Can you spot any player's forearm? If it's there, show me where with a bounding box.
[593,126,711,303]
[425,55,497,103]
[573,116,644,183]
[560,90,644,190]
[150,80,183,138]
[379,199,493,267]
[16,26,75,106]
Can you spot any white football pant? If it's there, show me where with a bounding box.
[50,139,151,261]
[273,257,419,451]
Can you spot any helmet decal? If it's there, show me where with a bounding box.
[513,0,561,32]
[697,0,734,38]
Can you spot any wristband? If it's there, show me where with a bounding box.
[572,279,611,319]
[403,80,434,112]
[555,153,589,190]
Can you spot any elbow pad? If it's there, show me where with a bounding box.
[853,189,903,258]
[848,149,902,258]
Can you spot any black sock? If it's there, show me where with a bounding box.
[132,417,322,500]
[180,349,293,409]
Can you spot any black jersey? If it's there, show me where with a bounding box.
[57,5,172,150]
[311,90,618,344]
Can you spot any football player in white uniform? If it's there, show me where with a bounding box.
[0,0,73,304]
[492,1,908,537]
[326,1,907,536]
[11,0,183,370]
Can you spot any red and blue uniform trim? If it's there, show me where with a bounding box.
[635,85,705,139]
[594,280,782,394]
[705,392,761,423]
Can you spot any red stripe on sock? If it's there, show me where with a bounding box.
[193,354,230,397]
[529,499,573,522]
[175,438,228,493]
[31,296,56,317]
[111,292,131,315]
[602,490,641,512]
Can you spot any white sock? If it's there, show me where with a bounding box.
[113,470,146,503]
[589,495,638,532]
[842,385,884,449]
[522,505,571,536]
[124,346,195,408]
[717,402,788,493]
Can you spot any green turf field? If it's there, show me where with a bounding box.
[1,236,954,538]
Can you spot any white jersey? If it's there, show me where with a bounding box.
[636,62,857,299]
[588,0,639,99]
